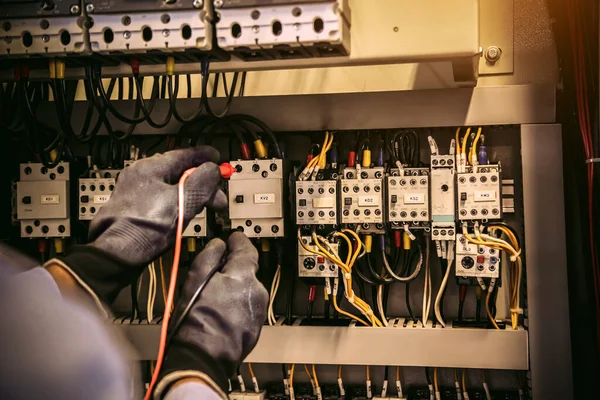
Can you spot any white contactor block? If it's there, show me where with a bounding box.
[340,167,384,227]
[79,178,115,220]
[298,236,339,278]
[387,168,429,225]
[296,180,338,225]
[457,165,502,221]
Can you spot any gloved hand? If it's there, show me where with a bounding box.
[54,147,227,305]
[154,232,268,399]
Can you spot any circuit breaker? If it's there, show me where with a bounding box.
[387,168,429,227]
[16,162,70,238]
[455,234,500,278]
[296,180,338,226]
[457,165,502,221]
[182,211,207,238]
[298,237,339,278]
[215,0,351,59]
[340,167,384,230]
[228,159,284,238]
[430,155,455,241]
[79,178,115,220]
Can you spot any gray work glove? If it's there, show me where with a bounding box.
[56,147,227,304]
[154,232,269,398]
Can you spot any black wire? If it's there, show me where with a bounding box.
[212,73,220,98]
[186,74,192,99]
[96,76,147,124]
[227,114,282,158]
[239,71,247,97]
[165,261,223,349]
[202,68,239,118]
[160,75,167,99]
[133,76,175,129]
[425,367,432,385]
[118,77,124,100]
[168,75,204,124]
[128,77,134,100]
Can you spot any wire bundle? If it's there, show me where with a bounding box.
[298,132,334,180]
[298,229,383,327]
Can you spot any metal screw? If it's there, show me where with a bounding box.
[4,37,12,44]
[293,23,301,31]
[122,16,131,26]
[85,4,95,14]
[251,10,261,20]
[162,29,170,37]
[42,35,50,43]
[70,4,80,14]
[485,46,501,63]
[213,0,223,8]
[193,0,204,8]
[123,31,131,39]
[252,25,260,34]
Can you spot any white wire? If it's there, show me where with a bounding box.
[268,265,281,325]
[434,245,454,327]
[377,285,388,327]
[382,248,423,282]
[422,239,432,324]
[147,262,156,322]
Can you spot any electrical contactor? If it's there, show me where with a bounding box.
[16,162,70,238]
[340,167,385,230]
[430,155,455,241]
[298,236,339,278]
[296,179,338,226]
[79,178,115,220]
[228,159,284,238]
[387,168,429,227]
[182,210,207,238]
[457,165,502,221]
[455,233,501,278]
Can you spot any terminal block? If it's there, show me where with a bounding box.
[387,168,429,227]
[296,180,338,226]
[182,210,207,238]
[0,0,86,57]
[340,167,384,230]
[215,0,350,60]
[430,155,455,241]
[79,178,115,220]
[228,159,284,238]
[455,233,500,278]
[298,236,339,278]
[16,162,70,238]
[457,164,502,221]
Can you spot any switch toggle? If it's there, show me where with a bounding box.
[235,195,244,203]
[299,199,307,207]
[461,192,467,201]
[477,255,485,264]
[21,196,32,205]
[80,195,89,203]
[317,256,325,263]
[344,197,352,206]
[391,195,398,204]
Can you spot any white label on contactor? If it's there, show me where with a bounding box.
[474,191,496,201]
[358,196,380,207]
[404,193,425,204]
[254,193,275,204]
[94,195,110,203]
[40,195,59,204]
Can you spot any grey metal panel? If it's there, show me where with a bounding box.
[115,322,529,370]
[37,84,556,134]
[521,124,573,400]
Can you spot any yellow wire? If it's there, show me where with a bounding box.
[158,257,167,305]
[396,366,401,381]
[366,365,371,381]
[338,365,343,380]
[462,369,467,392]
[248,363,256,379]
[304,364,313,381]
[469,127,482,165]
[461,127,471,155]
[312,365,319,388]
[332,290,370,326]
[434,368,439,392]
[455,127,461,156]
[486,289,500,330]
[289,364,295,386]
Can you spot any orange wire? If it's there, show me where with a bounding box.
[145,167,196,400]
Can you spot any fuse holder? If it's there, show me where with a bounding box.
[219,163,235,179]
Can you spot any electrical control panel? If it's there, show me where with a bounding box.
[78,178,115,221]
[16,162,70,238]
[88,1,213,55]
[182,210,207,238]
[298,236,338,278]
[340,167,384,229]
[0,0,86,57]
[430,155,455,241]
[295,180,338,226]
[228,159,284,238]
[455,233,500,278]
[214,0,350,60]
[457,165,502,221]
[387,168,429,227]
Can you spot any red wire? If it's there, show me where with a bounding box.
[144,167,196,400]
